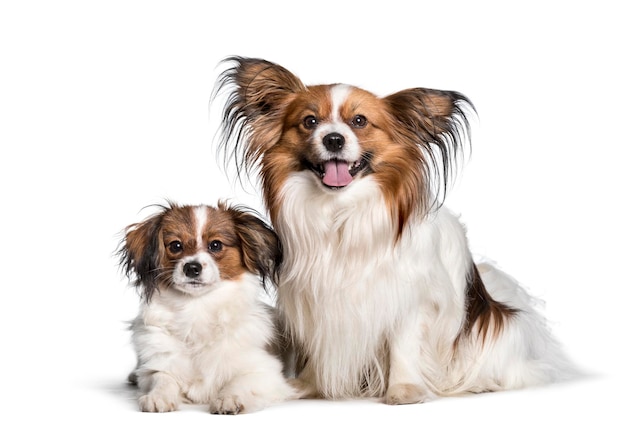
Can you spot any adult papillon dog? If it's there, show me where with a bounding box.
[214,57,576,405]
[118,201,295,413]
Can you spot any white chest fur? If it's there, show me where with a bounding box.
[275,173,471,397]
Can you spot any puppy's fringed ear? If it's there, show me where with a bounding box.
[214,56,306,177]
[117,212,165,302]
[223,203,282,288]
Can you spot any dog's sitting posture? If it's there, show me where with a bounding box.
[214,57,576,404]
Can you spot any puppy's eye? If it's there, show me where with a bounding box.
[303,115,318,129]
[168,240,183,254]
[351,115,367,128]
[208,240,223,252]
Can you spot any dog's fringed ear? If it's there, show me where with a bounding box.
[384,88,474,205]
[117,212,165,302]
[214,56,306,177]
[223,203,283,288]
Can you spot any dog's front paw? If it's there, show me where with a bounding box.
[139,393,179,412]
[210,394,244,415]
[384,383,433,405]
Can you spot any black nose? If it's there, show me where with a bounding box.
[322,132,345,152]
[183,262,202,278]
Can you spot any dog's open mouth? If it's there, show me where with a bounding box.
[308,157,369,189]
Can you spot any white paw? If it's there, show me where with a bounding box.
[384,383,434,405]
[210,394,244,415]
[209,371,296,414]
[139,392,179,412]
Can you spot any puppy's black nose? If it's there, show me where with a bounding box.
[322,132,345,152]
[183,262,202,278]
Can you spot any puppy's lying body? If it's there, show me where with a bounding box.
[119,202,295,413]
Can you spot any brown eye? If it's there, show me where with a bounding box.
[208,240,223,252]
[168,240,183,254]
[303,115,318,129]
[351,115,367,128]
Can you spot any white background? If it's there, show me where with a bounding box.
[1,1,624,440]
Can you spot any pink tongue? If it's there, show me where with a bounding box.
[322,160,353,187]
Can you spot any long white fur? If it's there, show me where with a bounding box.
[130,273,295,413]
[276,169,574,401]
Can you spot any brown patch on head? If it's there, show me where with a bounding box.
[456,263,518,346]
[286,85,334,123]
[199,206,248,281]
[160,204,199,259]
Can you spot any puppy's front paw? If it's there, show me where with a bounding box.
[384,383,433,405]
[210,394,244,415]
[139,393,179,412]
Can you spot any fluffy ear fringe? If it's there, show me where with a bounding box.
[212,56,305,185]
[220,200,283,289]
[384,88,476,211]
[115,202,179,302]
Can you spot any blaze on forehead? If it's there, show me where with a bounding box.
[160,206,238,244]
[335,86,386,119]
[286,84,384,122]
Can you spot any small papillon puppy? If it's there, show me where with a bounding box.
[118,201,296,414]
[214,57,576,404]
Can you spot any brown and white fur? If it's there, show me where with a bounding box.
[214,57,576,405]
[118,201,296,413]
